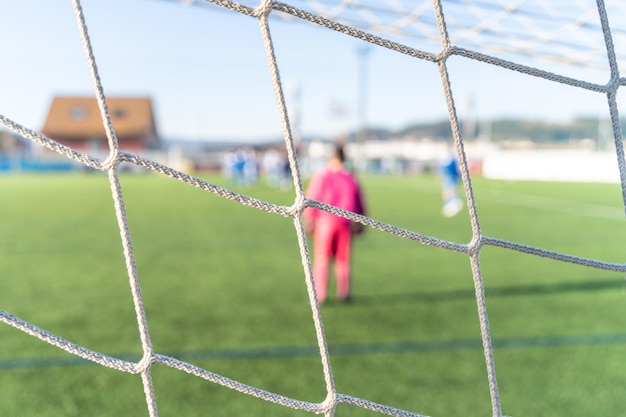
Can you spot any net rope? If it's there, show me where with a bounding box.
[184,0,626,70]
[1,0,626,416]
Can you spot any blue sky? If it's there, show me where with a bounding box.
[0,0,623,143]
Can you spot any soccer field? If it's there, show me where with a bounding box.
[1,172,626,417]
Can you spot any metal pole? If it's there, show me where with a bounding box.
[356,44,371,171]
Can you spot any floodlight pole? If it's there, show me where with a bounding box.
[356,44,371,171]
[290,80,302,146]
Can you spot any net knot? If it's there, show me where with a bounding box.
[468,236,483,256]
[134,352,156,374]
[319,392,337,415]
[253,0,273,18]
[101,149,121,172]
[288,193,308,218]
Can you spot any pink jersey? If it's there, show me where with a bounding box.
[304,165,365,303]
[304,167,365,225]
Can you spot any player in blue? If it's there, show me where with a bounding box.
[438,148,463,217]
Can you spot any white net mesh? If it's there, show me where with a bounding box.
[185,1,626,73]
[1,1,626,416]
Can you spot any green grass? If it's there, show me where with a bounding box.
[1,172,626,416]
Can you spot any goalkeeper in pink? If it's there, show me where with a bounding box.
[304,144,366,304]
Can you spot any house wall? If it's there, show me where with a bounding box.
[481,149,620,183]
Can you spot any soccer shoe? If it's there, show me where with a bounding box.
[442,198,463,217]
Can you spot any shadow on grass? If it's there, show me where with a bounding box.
[2,279,625,370]
[350,277,626,306]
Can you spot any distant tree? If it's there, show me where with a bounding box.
[337,116,626,144]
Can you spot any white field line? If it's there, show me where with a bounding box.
[473,188,625,221]
[404,178,625,221]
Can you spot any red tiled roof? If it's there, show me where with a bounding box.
[41,96,157,142]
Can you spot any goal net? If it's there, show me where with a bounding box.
[1,1,626,417]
